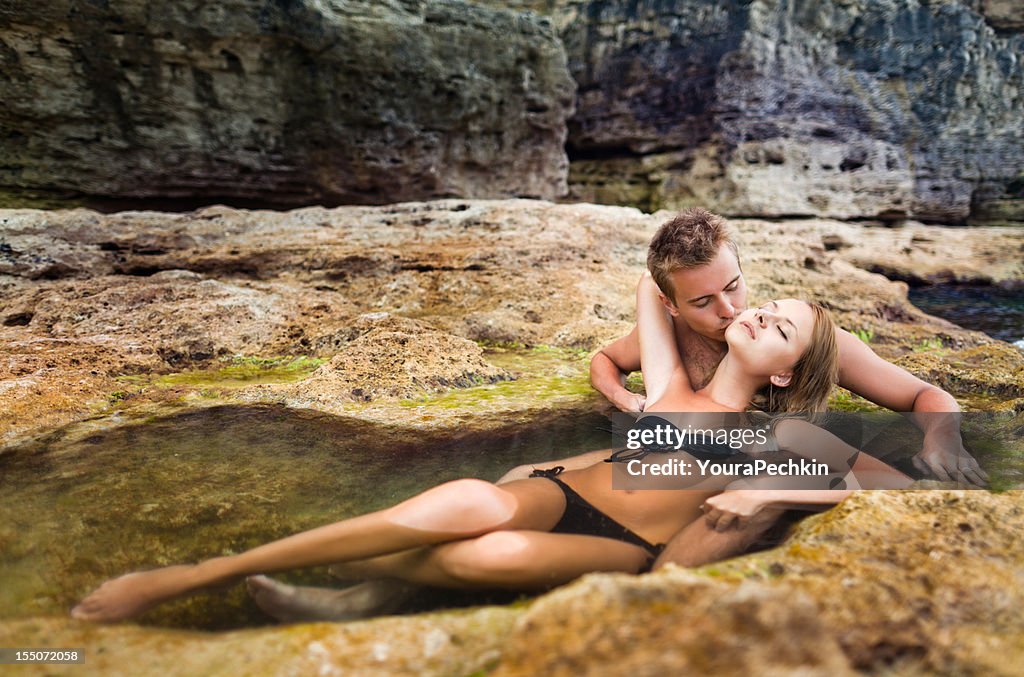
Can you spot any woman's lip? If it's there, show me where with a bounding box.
[741,321,755,339]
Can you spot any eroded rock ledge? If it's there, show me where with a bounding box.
[2,200,1023,446]
[0,0,574,208]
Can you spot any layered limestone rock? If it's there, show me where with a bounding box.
[4,0,1021,223]
[0,0,574,208]
[543,0,1024,223]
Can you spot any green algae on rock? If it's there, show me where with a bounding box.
[1,201,1023,674]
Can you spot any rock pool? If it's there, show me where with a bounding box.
[0,404,609,630]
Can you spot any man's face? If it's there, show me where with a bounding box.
[662,246,747,341]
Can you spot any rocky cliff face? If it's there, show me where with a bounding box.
[0,0,574,208]
[1,0,1021,219]
[548,0,1024,223]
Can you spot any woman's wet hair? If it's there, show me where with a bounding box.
[760,302,839,413]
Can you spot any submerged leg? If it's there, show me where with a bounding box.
[246,530,653,624]
[427,530,652,588]
[71,478,564,622]
[651,507,785,570]
[246,576,418,623]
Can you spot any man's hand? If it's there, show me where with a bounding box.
[835,330,988,486]
[701,491,779,532]
[913,437,989,486]
[615,392,646,413]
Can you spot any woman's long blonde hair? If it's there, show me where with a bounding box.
[761,302,839,413]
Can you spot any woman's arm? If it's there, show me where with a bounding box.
[701,418,915,531]
[636,274,692,405]
[700,487,852,532]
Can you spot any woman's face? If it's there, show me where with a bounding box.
[724,299,816,382]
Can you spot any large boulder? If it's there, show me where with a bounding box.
[0,0,574,208]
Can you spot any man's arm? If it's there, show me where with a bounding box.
[835,329,987,485]
[590,275,696,411]
[589,326,647,412]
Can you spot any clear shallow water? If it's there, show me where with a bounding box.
[0,404,610,629]
[908,285,1024,347]
[4,403,1019,631]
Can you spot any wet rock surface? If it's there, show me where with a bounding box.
[3,490,1022,675]
[1,200,1023,674]
[255,313,514,404]
[495,489,1024,676]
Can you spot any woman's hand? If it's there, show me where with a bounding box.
[701,491,777,532]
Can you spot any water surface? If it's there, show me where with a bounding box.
[0,404,609,629]
[908,285,1024,347]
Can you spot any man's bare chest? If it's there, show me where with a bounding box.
[676,330,726,391]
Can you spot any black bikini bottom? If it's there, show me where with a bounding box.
[529,466,665,569]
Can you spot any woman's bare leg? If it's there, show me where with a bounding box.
[424,530,653,588]
[71,478,565,622]
[247,529,653,623]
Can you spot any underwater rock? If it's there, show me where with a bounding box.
[3,490,1022,674]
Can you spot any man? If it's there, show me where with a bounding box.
[591,207,985,486]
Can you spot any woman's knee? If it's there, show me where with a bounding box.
[388,479,518,535]
[437,532,538,582]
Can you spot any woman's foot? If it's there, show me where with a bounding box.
[71,565,203,622]
[246,576,416,622]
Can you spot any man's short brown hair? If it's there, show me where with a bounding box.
[647,207,739,303]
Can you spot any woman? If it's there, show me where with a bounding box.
[71,278,909,622]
